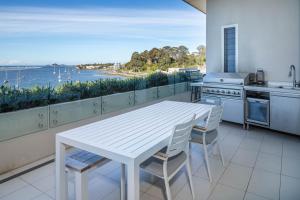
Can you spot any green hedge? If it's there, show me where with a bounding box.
[0,72,188,113]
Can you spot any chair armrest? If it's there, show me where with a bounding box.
[153,152,168,161]
[193,126,207,132]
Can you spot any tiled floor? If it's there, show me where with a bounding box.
[1,122,300,200]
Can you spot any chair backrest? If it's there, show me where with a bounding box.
[166,114,196,158]
[205,105,223,132]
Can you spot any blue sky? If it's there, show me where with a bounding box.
[0,0,206,65]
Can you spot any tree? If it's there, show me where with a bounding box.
[124,45,205,72]
[197,45,206,57]
[197,45,206,66]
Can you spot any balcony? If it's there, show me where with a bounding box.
[1,0,300,199]
[1,122,300,200]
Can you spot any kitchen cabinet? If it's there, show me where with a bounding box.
[270,92,300,135]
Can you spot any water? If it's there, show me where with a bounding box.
[0,66,125,88]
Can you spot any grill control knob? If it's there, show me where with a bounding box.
[233,91,236,95]
[221,90,225,94]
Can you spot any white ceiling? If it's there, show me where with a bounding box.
[183,0,207,14]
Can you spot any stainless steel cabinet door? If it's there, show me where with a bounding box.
[270,94,300,135]
[222,98,244,124]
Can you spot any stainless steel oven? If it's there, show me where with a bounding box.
[245,91,270,127]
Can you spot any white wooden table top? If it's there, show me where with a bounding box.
[57,101,212,162]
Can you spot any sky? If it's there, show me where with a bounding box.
[0,0,206,65]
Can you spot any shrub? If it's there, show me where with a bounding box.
[0,72,188,113]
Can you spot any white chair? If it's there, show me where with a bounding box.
[65,149,125,200]
[140,115,196,200]
[190,105,224,182]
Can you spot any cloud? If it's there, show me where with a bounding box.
[0,6,205,40]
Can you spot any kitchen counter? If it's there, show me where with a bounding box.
[244,84,300,95]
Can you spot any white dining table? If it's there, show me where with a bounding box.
[56,100,212,200]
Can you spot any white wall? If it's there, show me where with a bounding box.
[206,0,300,82]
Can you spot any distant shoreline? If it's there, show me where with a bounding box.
[100,69,148,78]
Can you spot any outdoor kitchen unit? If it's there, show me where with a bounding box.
[201,72,249,124]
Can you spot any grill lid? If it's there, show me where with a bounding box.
[203,72,249,85]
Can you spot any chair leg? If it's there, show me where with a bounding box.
[121,164,126,200]
[217,140,225,166]
[186,161,195,199]
[203,144,212,182]
[65,170,69,199]
[74,171,88,200]
[163,177,172,200]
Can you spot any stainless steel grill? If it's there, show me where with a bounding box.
[201,72,249,125]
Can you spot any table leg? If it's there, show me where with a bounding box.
[121,164,126,200]
[56,141,67,200]
[127,162,140,200]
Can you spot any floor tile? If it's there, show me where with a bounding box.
[45,180,75,200]
[244,130,265,141]
[175,177,214,200]
[282,140,300,159]
[209,184,244,200]
[194,157,225,182]
[280,175,300,200]
[1,185,42,200]
[31,194,53,200]
[3,123,300,200]
[145,170,188,200]
[141,193,160,200]
[255,152,281,174]
[260,141,282,157]
[232,148,258,167]
[244,192,270,200]
[30,175,55,192]
[88,175,119,200]
[239,138,262,152]
[247,169,280,200]
[0,178,28,198]
[281,156,300,178]
[219,163,252,191]
[20,164,54,184]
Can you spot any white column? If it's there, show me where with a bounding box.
[56,140,67,200]
[127,160,140,200]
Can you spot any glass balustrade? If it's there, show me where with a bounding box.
[0,72,190,140]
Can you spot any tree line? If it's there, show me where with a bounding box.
[124,45,206,72]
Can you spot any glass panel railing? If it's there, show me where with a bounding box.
[100,77,135,114]
[0,72,192,140]
[175,72,188,94]
[157,73,174,98]
[102,91,134,114]
[49,97,101,128]
[0,106,48,141]
[134,75,157,105]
